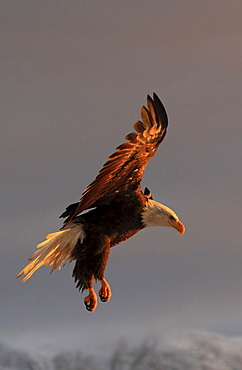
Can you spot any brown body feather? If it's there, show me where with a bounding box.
[71,191,146,292]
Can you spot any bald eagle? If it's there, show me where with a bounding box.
[17,93,185,312]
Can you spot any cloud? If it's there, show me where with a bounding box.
[2,331,242,369]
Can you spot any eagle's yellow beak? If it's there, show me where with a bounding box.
[168,219,185,236]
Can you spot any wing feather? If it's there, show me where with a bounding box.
[61,93,168,224]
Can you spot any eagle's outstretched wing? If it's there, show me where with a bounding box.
[61,93,168,224]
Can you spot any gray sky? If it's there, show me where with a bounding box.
[1,0,242,355]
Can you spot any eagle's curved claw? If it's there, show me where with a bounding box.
[84,301,95,311]
[98,278,112,303]
[84,288,97,312]
[99,295,107,303]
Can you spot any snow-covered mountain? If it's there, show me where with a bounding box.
[1,332,242,369]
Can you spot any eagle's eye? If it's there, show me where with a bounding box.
[169,215,175,221]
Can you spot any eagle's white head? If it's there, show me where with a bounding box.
[141,199,185,235]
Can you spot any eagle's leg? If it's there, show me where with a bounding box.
[83,277,97,312]
[98,277,112,303]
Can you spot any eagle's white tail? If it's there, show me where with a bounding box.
[17,223,86,282]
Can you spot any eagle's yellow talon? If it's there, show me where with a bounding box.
[84,288,97,312]
[99,278,112,302]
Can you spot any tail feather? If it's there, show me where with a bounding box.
[17,223,86,282]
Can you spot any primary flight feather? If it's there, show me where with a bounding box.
[17,93,185,312]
